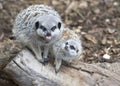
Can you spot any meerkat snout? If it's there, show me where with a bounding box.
[46,32,51,40]
[34,15,63,42]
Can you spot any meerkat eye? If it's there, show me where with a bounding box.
[51,26,56,31]
[58,22,61,29]
[76,50,79,53]
[65,42,68,45]
[40,25,47,31]
[70,45,75,50]
[35,21,39,29]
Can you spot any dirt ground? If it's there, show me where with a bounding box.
[0,0,120,63]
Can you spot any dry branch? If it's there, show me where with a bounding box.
[2,48,120,86]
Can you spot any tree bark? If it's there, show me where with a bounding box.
[3,49,120,86]
[3,49,90,86]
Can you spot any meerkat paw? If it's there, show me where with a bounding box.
[40,58,49,65]
[65,59,73,66]
[66,61,73,66]
[43,58,49,63]
[35,55,48,65]
[55,67,60,74]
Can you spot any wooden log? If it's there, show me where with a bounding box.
[3,48,120,86]
[4,49,92,86]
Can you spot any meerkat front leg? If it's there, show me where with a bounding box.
[54,58,62,73]
[40,45,49,65]
[28,42,42,62]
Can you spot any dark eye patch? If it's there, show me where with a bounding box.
[66,42,68,45]
[40,25,47,31]
[51,26,56,31]
[70,45,75,50]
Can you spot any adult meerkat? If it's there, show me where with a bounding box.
[12,5,63,64]
[52,28,82,73]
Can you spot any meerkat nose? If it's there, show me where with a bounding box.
[65,46,68,50]
[46,32,51,37]
[46,32,52,40]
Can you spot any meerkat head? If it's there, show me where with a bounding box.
[34,14,62,42]
[61,39,82,58]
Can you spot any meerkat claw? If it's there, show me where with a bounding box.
[40,58,49,65]
[43,58,49,64]
[55,69,59,74]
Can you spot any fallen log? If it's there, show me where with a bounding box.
[3,48,120,86]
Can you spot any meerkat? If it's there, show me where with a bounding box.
[52,28,82,73]
[12,5,63,64]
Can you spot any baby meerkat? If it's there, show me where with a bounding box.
[52,28,82,73]
[12,5,63,64]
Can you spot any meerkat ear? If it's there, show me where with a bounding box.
[35,21,39,29]
[58,22,61,29]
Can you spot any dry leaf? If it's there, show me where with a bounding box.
[107,28,115,34]
[84,34,98,44]
[79,1,88,9]
[73,26,82,33]
[102,37,107,45]
[65,1,79,14]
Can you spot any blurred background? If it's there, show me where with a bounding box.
[0,0,120,63]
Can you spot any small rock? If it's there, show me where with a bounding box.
[92,17,96,21]
[107,40,113,44]
[94,8,100,14]
[81,32,86,35]
[113,2,119,6]
[105,19,110,23]
[79,1,88,9]
[103,54,111,60]
[107,28,115,34]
